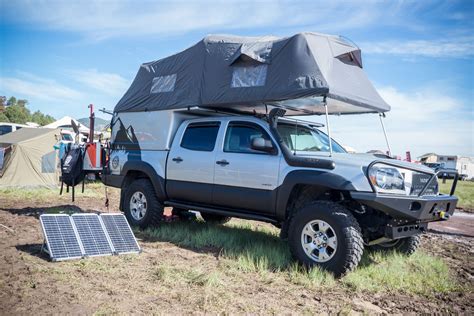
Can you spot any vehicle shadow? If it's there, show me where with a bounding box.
[2,205,87,219]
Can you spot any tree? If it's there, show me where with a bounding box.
[31,110,55,126]
[17,99,28,107]
[0,112,9,123]
[5,104,30,124]
[7,97,17,107]
[3,96,55,126]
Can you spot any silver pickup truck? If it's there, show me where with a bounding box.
[102,108,458,276]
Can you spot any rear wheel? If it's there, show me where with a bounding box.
[288,201,363,276]
[123,179,163,228]
[368,235,420,255]
[200,212,231,225]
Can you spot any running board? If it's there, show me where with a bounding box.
[165,201,278,224]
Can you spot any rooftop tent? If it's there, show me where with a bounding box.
[114,32,390,115]
[0,128,60,188]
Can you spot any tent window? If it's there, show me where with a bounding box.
[41,151,56,173]
[231,64,267,88]
[150,74,177,93]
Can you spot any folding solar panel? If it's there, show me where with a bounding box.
[100,214,141,254]
[71,214,114,257]
[40,214,84,261]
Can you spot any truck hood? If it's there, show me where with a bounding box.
[292,152,434,173]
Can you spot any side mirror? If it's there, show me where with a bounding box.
[251,137,275,153]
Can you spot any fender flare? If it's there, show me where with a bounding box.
[275,169,356,220]
[122,161,167,201]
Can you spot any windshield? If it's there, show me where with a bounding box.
[277,123,346,153]
[62,133,73,141]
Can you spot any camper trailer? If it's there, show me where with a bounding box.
[101,33,458,276]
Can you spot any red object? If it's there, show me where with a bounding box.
[88,104,95,143]
[406,151,411,162]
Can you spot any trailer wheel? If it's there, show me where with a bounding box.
[123,178,163,228]
[288,201,363,277]
[200,213,231,225]
[368,235,420,255]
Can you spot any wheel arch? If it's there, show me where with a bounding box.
[121,161,167,203]
[276,170,357,220]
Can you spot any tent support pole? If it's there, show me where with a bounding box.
[379,113,392,157]
[323,96,333,157]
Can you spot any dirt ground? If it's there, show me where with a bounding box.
[0,188,473,315]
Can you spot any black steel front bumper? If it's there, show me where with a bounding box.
[350,192,458,222]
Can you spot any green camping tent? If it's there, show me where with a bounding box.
[0,128,60,188]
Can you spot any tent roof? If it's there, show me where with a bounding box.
[0,128,56,145]
[114,32,390,115]
[45,116,89,133]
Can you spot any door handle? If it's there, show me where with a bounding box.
[216,160,229,166]
[172,157,183,163]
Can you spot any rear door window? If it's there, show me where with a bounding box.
[180,122,220,152]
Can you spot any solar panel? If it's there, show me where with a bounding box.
[71,214,114,257]
[100,214,141,254]
[40,214,84,261]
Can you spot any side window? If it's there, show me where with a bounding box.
[224,122,273,154]
[0,125,12,135]
[180,122,220,152]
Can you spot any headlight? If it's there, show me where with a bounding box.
[368,163,438,196]
[369,164,406,194]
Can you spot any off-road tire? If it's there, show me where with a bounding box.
[200,213,231,225]
[123,178,163,228]
[368,235,421,255]
[288,201,364,277]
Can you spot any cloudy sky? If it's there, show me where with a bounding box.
[0,0,473,158]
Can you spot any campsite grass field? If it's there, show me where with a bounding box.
[139,220,461,296]
[439,179,474,211]
[0,183,472,314]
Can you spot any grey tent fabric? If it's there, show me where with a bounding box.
[114,32,390,115]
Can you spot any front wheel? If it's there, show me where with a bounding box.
[123,179,163,228]
[368,235,421,255]
[288,201,364,276]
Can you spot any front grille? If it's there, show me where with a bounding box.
[410,173,438,196]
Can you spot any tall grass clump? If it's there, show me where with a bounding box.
[141,220,291,272]
[343,251,461,296]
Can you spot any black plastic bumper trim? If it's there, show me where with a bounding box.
[101,174,124,188]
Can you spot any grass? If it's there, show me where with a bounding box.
[139,219,460,296]
[153,264,222,288]
[439,179,474,210]
[342,251,460,296]
[0,182,105,202]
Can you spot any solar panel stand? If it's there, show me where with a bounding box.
[40,213,140,261]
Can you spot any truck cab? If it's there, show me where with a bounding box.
[102,109,458,276]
